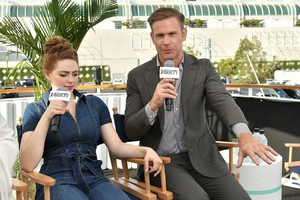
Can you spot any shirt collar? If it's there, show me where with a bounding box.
[156,55,184,69]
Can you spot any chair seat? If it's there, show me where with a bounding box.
[289,166,300,175]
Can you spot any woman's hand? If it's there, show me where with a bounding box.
[45,100,69,120]
[143,148,163,177]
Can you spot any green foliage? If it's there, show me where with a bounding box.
[0,0,118,99]
[122,19,145,28]
[296,19,300,27]
[184,18,191,27]
[184,46,201,58]
[240,19,262,27]
[216,36,279,84]
[193,19,204,27]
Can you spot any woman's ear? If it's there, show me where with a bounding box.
[44,70,51,81]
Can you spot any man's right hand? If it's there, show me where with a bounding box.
[149,78,177,112]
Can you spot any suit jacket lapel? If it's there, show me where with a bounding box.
[144,56,165,131]
[181,54,196,124]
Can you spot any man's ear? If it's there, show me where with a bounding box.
[150,32,154,44]
[182,28,187,41]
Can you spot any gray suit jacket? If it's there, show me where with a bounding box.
[124,53,248,178]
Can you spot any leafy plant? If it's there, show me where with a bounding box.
[193,18,203,27]
[240,19,262,27]
[122,18,145,28]
[0,0,118,100]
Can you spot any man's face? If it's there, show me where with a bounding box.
[150,16,187,66]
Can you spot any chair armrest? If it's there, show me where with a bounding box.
[216,141,240,180]
[126,156,171,165]
[216,141,239,148]
[22,170,56,187]
[12,177,27,191]
[285,143,300,148]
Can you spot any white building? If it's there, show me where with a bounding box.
[1,0,300,78]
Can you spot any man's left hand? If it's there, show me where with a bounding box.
[236,132,278,168]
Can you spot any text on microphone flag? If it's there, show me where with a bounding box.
[159,67,180,79]
[49,89,71,102]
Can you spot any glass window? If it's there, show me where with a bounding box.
[115,21,122,29]
[146,5,153,16]
[255,5,263,15]
[221,5,229,16]
[188,5,195,16]
[152,5,159,12]
[296,4,300,15]
[252,88,262,96]
[215,5,222,15]
[33,6,42,16]
[173,5,181,12]
[274,5,282,15]
[208,5,215,15]
[249,5,256,15]
[10,6,17,17]
[243,5,249,15]
[202,5,209,16]
[26,6,33,17]
[117,5,124,16]
[131,5,138,16]
[138,5,146,16]
[240,88,249,95]
[281,5,289,15]
[268,5,275,15]
[19,6,26,17]
[195,5,202,15]
[229,5,237,15]
[262,5,269,15]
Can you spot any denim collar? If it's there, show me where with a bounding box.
[43,88,85,106]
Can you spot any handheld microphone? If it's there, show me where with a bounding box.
[159,60,180,111]
[49,87,71,133]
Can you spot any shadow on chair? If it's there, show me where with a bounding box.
[284,143,300,184]
[16,117,56,200]
[111,107,173,200]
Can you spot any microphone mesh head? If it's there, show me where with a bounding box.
[57,87,67,91]
[164,60,175,68]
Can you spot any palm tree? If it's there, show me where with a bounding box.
[0,0,118,99]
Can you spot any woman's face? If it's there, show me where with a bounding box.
[44,59,78,92]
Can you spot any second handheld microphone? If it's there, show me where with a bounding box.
[49,87,71,133]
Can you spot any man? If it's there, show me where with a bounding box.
[124,8,278,199]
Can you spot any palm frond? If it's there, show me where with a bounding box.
[0,0,118,99]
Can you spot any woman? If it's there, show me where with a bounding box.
[20,36,162,200]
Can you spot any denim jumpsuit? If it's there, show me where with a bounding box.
[22,89,130,200]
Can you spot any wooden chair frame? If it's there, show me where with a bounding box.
[216,141,240,180]
[284,143,300,176]
[111,107,173,200]
[12,177,27,200]
[16,117,56,200]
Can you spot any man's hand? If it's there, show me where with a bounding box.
[149,78,176,112]
[236,132,278,168]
